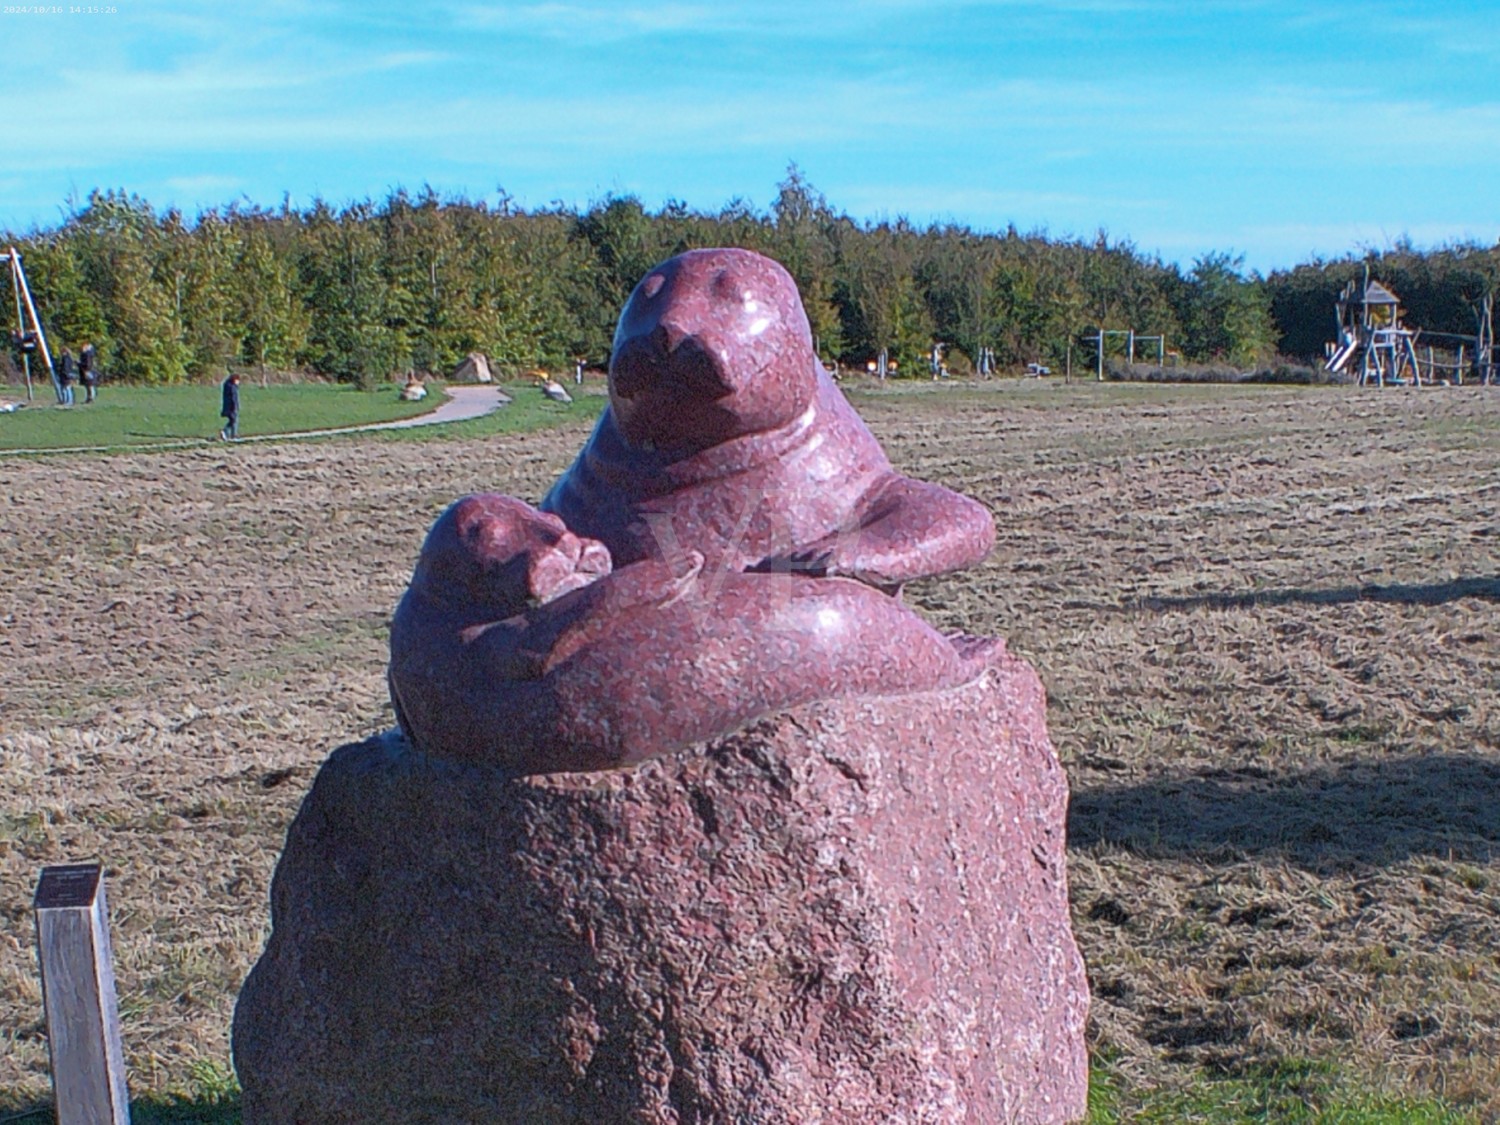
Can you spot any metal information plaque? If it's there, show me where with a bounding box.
[34,864,103,911]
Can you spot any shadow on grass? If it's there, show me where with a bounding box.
[1126,575,1500,612]
[132,1096,240,1124]
[0,1097,239,1124]
[1070,753,1500,868]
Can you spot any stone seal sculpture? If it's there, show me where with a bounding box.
[541,247,995,589]
[234,248,1089,1124]
[389,492,988,774]
[388,246,1000,776]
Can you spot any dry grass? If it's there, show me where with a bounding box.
[1,380,1496,1115]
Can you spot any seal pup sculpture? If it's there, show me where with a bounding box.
[542,248,995,591]
[389,493,986,774]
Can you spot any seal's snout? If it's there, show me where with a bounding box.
[598,247,823,454]
[612,322,731,404]
[609,321,742,451]
[655,319,693,356]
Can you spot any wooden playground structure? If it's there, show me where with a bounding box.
[1325,270,1496,387]
[3,246,56,401]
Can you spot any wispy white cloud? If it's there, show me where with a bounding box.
[4,0,1499,267]
[1244,220,1500,254]
[450,2,723,37]
[834,183,1162,220]
[1133,219,1500,275]
[12,44,1498,220]
[1354,10,1500,62]
[56,49,444,100]
[444,0,1168,44]
[1225,84,1500,155]
[977,0,1168,10]
[163,174,244,194]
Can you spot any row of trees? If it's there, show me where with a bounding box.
[5,171,1498,385]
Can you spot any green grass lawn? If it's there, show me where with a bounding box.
[2,1056,1475,1125]
[0,380,608,452]
[1087,1058,1478,1123]
[0,374,1313,454]
[0,382,440,451]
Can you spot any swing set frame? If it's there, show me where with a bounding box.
[3,246,56,402]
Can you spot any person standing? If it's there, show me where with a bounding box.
[57,346,76,406]
[79,342,99,403]
[220,371,241,440]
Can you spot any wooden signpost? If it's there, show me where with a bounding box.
[33,863,130,1125]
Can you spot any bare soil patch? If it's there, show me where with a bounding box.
[2,382,1496,1113]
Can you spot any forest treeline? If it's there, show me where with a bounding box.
[5,170,1498,385]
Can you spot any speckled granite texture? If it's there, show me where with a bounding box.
[238,248,1088,1121]
[389,248,997,778]
[233,644,1087,1124]
[541,248,996,586]
[388,493,986,774]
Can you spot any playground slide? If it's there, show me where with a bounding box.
[1326,338,1359,373]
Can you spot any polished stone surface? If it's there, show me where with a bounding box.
[239,248,1087,1121]
[390,492,985,774]
[389,248,998,775]
[234,649,1089,1124]
[542,248,995,589]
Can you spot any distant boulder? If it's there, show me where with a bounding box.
[451,352,493,384]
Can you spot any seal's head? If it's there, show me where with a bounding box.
[413,493,612,619]
[609,248,816,454]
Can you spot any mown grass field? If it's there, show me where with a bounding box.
[0,378,1495,1121]
[0,382,437,450]
[0,377,608,453]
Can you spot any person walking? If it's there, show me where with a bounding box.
[219,371,241,440]
[57,346,76,406]
[79,342,99,403]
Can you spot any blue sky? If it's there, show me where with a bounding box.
[3,0,1498,273]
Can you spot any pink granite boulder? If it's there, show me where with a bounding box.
[232,643,1088,1123]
